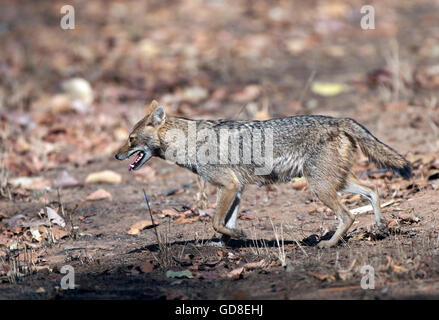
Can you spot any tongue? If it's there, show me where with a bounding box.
[129,153,142,171]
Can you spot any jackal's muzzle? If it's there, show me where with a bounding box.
[114,147,152,171]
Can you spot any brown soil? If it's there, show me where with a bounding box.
[1,0,439,300]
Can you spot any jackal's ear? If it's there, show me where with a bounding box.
[144,100,160,115]
[150,100,159,109]
[149,105,166,126]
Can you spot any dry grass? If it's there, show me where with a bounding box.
[0,240,35,284]
[195,176,209,209]
[248,226,273,261]
[142,190,175,268]
[379,40,415,103]
[269,218,287,267]
[0,132,11,200]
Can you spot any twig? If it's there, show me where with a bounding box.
[298,70,316,105]
[148,202,191,207]
[233,103,249,120]
[57,188,65,217]
[142,189,160,246]
[350,199,397,215]
[270,218,286,267]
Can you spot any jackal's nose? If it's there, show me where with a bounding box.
[114,154,119,160]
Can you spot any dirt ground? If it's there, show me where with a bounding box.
[1,0,439,300]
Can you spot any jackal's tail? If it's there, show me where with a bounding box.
[341,118,412,179]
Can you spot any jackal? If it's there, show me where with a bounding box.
[115,101,412,248]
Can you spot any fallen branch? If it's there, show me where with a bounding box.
[350,199,398,216]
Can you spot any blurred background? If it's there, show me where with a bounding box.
[1,0,439,180]
[1,0,439,299]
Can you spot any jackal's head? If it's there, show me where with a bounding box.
[115,100,166,171]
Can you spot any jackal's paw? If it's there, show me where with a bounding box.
[376,225,390,238]
[230,228,247,240]
[207,240,226,247]
[317,240,336,249]
[209,234,232,247]
[220,234,231,244]
[377,219,388,229]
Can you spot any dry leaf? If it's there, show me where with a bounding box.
[311,272,336,282]
[61,77,94,113]
[238,212,255,220]
[139,260,154,273]
[9,177,51,190]
[52,170,79,188]
[39,207,66,228]
[243,259,266,270]
[173,216,200,224]
[85,170,122,184]
[227,267,244,280]
[30,227,43,242]
[127,219,157,235]
[311,82,349,96]
[51,226,69,240]
[342,194,362,204]
[85,189,113,201]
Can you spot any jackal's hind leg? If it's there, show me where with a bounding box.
[316,193,354,248]
[343,173,388,232]
[213,186,246,240]
[219,189,243,243]
[306,177,355,248]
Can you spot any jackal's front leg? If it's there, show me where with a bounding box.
[213,186,246,240]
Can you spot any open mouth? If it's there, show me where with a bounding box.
[115,147,152,171]
[128,151,147,171]
[127,149,151,171]
[129,151,145,171]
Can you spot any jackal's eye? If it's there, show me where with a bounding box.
[129,136,135,145]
